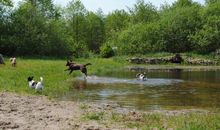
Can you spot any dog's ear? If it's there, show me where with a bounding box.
[27,76,33,81]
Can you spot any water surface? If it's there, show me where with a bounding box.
[60,69,220,110]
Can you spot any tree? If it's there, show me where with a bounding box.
[11,1,47,55]
[105,9,130,46]
[65,0,88,57]
[159,1,202,53]
[86,11,105,53]
[25,0,56,18]
[117,22,160,55]
[190,1,220,53]
[0,0,14,55]
[172,0,194,7]
[205,0,220,5]
[9,0,71,56]
[129,0,158,23]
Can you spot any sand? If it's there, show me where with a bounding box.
[0,92,209,130]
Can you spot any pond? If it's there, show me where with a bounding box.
[59,68,220,111]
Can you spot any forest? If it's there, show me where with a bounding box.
[0,0,220,57]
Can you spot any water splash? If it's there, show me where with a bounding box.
[76,75,183,86]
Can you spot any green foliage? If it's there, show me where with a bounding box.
[190,1,220,53]
[105,9,130,45]
[205,0,220,5]
[86,11,105,53]
[172,0,195,8]
[117,22,161,55]
[0,0,220,57]
[0,0,13,6]
[0,0,14,55]
[159,4,202,53]
[100,44,115,58]
[129,0,159,23]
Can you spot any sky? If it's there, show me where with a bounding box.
[13,0,206,14]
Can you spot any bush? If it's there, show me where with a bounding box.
[100,44,115,58]
[117,23,161,55]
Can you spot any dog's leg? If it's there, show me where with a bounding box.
[64,68,70,71]
[69,70,73,74]
[81,68,87,77]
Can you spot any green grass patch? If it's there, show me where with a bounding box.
[83,112,104,120]
[0,57,127,98]
[0,58,70,97]
[79,103,89,110]
[110,112,220,130]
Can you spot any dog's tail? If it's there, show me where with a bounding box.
[84,63,92,66]
[40,77,43,83]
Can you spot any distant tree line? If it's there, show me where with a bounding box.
[0,0,220,57]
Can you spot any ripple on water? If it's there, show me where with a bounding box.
[76,75,183,86]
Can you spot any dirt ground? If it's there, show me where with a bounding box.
[0,92,135,130]
[0,92,209,130]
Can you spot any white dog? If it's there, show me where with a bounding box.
[10,57,16,67]
[136,73,147,81]
[27,76,44,90]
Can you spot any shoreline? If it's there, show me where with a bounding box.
[127,65,220,71]
[0,92,216,130]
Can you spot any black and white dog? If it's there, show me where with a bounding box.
[27,76,44,90]
[136,73,147,81]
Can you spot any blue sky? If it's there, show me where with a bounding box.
[13,0,205,14]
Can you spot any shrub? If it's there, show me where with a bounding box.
[100,44,115,58]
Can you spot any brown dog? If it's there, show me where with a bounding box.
[65,60,92,76]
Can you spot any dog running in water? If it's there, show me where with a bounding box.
[136,73,147,81]
[27,76,44,90]
[65,60,92,77]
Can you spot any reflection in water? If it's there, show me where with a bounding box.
[72,80,87,90]
[61,69,220,110]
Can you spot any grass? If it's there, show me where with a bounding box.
[76,57,128,75]
[93,111,220,130]
[0,58,69,97]
[80,103,89,110]
[0,57,127,97]
[79,110,220,129]
[83,112,104,120]
[137,112,220,130]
